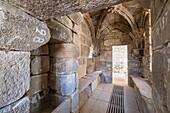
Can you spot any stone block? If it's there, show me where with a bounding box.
[55,16,73,29]
[79,89,88,109]
[101,71,112,83]
[29,74,48,96]
[79,86,92,109]
[49,73,76,96]
[73,24,80,34]
[0,51,30,108]
[0,2,50,51]
[31,56,49,75]
[50,57,78,74]
[68,12,83,24]
[81,45,90,57]
[75,73,79,90]
[0,97,30,113]
[49,44,79,58]
[48,19,73,43]
[73,33,80,45]
[100,51,112,62]
[70,90,79,112]
[31,44,49,55]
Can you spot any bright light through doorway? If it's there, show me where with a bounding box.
[112,45,128,85]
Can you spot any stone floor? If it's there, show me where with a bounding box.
[80,76,141,113]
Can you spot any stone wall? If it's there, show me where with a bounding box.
[78,18,93,78]
[0,2,50,112]
[151,0,170,113]
[29,44,49,112]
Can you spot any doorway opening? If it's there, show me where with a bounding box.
[112,45,128,85]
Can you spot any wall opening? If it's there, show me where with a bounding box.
[112,45,128,85]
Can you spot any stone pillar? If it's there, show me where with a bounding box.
[48,13,83,113]
[0,2,50,113]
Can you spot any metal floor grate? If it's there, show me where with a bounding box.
[106,85,124,113]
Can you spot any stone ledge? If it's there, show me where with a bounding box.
[131,76,152,99]
[79,71,102,93]
[131,75,154,113]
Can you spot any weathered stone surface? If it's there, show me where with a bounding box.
[30,94,70,113]
[50,44,79,58]
[73,33,80,45]
[70,90,79,112]
[55,16,73,29]
[31,56,49,75]
[100,51,112,62]
[52,98,71,113]
[79,86,92,109]
[29,74,48,96]
[49,73,76,96]
[68,12,83,24]
[0,2,50,51]
[81,45,90,57]
[0,51,30,108]
[50,58,79,74]
[0,97,30,113]
[73,24,80,34]
[3,0,129,20]
[31,44,49,55]
[101,71,112,83]
[29,90,48,104]
[48,19,73,43]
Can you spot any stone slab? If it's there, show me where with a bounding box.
[52,98,71,113]
[70,90,79,112]
[68,12,83,24]
[0,97,30,113]
[49,44,79,58]
[31,44,49,55]
[0,51,30,108]
[0,2,50,51]
[29,74,48,96]
[49,73,76,96]
[31,56,49,75]
[50,57,78,74]
[79,78,93,93]
[48,19,73,43]
[55,16,73,29]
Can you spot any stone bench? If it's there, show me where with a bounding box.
[30,94,71,113]
[131,76,154,113]
[79,71,102,108]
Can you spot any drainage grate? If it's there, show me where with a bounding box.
[106,85,124,113]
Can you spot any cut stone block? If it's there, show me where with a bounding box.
[73,33,80,45]
[73,24,80,34]
[31,44,49,56]
[48,19,73,43]
[101,71,112,83]
[68,12,83,24]
[50,44,79,58]
[70,90,79,112]
[79,86,92,109]
[31,56,49,75]
[29,74,48,96]
[0,2,50,51]
[50,57,79,74]
[50,73,76,96]
[0,51,30,108]
[55,16,73,29]
[0,97,30,113]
